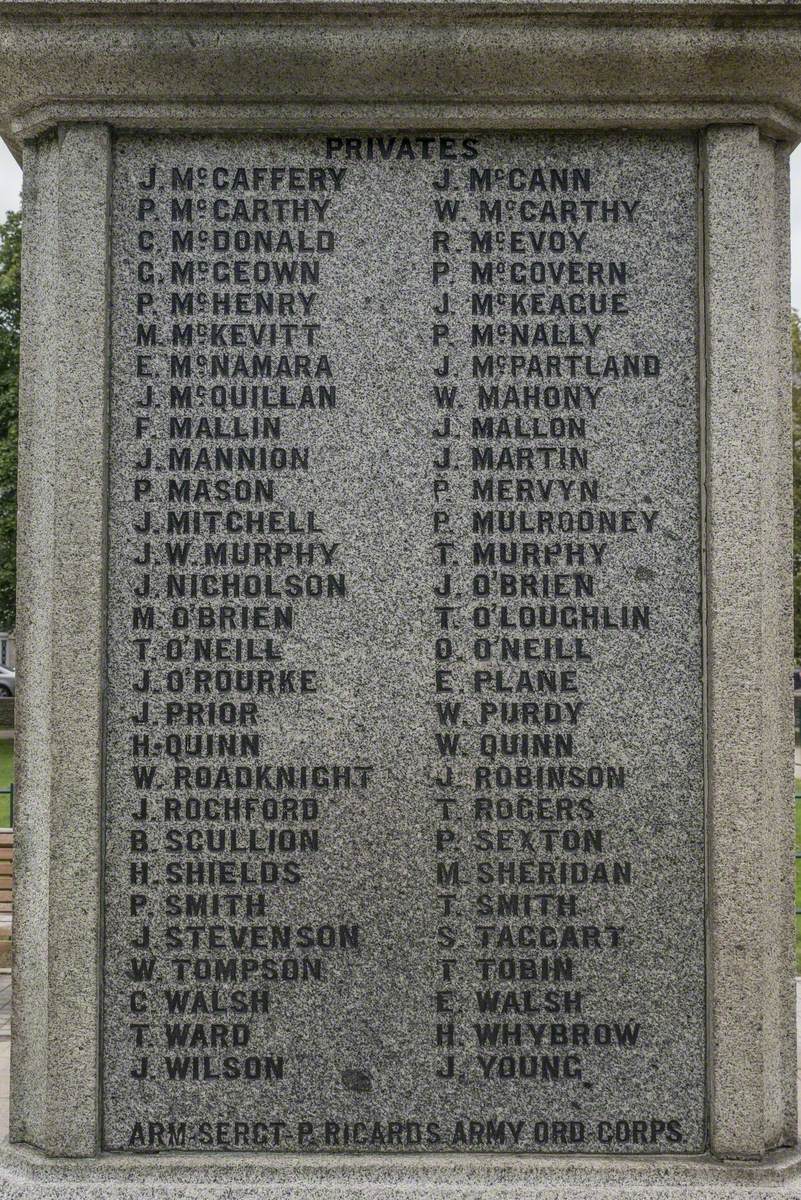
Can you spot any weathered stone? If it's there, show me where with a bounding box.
[0,2,798,1196]
[101,130,704,1155]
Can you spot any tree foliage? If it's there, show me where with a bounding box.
[0,210,19,631]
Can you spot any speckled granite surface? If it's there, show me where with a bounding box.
[101,131,704,1155]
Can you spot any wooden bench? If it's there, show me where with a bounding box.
[0,828,12,969]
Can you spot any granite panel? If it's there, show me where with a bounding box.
[101,129,705,1155]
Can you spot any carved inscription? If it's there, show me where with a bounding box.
[104,133,705,1153]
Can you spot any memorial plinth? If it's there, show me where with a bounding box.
[0,3,798,1197]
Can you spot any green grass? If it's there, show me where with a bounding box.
[0,739,14,827]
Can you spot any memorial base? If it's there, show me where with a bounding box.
[2,1143,801,1200]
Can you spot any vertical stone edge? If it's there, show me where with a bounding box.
[703,125,797,1158]
[10,124,110,1157]
[760,136,797,1149]
[10,130,59,1154]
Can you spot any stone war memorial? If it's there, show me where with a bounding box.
[0,0,800,1197]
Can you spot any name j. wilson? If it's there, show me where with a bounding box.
[162,1053,285,1083]
[157,1028,283,1084]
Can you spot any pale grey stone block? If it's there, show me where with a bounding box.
[10,124,110,1158]
[702,125,796,1159]
[3,8,801,151]
[2,1140,801,1198]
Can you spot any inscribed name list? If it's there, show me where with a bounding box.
[102,132,705,1155]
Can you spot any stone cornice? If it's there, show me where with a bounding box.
[3,5,801,156]
[1,0,801,10]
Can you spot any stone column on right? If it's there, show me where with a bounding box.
[703,124,797,1159]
